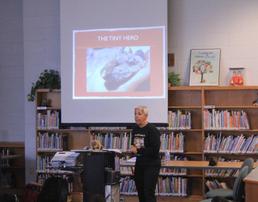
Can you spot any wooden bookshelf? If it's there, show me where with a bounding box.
[169,86,258,199]
[34,86,258,201]
[35,90,90,194]
[0,142,25,200]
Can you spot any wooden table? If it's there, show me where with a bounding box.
[121,160,254,169]
[120,160,258,202]
[244,166,258,202]
[163,160,243,169]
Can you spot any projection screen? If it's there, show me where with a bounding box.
[60,0,168,125]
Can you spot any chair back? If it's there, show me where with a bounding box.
[232,166,249,202]
[240,158,254,173]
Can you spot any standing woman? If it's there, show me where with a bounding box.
[130,106,161,202]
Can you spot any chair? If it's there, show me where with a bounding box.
[200,166,249,202]
[240,157,254,173]
[205,158,254,199]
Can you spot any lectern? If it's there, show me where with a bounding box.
[74,150,119,202]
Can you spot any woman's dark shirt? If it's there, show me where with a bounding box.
[131,123,161,166]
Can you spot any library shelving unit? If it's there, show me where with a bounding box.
[0,142,25,199]
[35,89,90,201]
[168,85,258,201]
[35,86,258,202]
[168,86,204,202]
[202,86,258,194]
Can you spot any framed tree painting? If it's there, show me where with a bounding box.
[189,49,221,86]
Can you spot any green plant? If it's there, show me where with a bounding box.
[27,69,61,102]
[168,71,180,86]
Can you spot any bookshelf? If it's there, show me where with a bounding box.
[167,86,203,200]
[34,87,258,202]
[0,142,25,200]
[169,86,258,200]
[35,89,90,201]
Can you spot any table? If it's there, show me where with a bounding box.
[244,166,258,202]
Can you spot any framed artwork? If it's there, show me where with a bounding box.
[189,49,221,86]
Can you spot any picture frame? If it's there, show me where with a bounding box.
[189,49,221,86]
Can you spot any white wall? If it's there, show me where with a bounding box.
[168,0,258,85]
[0,0,24,142]
[23,0,60,182]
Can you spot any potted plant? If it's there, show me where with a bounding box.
[27,69,61,102]
[168,71,180,86]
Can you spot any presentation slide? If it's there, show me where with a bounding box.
[73,27,165,99]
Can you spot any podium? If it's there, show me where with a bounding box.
[74,150,120,202]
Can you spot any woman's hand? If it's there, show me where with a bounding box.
[130,145,138,154]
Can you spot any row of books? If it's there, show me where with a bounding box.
[37,110,59,129]
[160,132,184,152]
[89,127,127,130]
[203,109,250,130]
[1,148,11,167]
[205,169,239,177]
[205,179,228,191]
[120,159,242,178]
[168,110,191,129]
[120,176,187,196]
[1,159,10,168]
[120,177,137,194]
[205,157,240,177]
[91,132,132,151]
[37,133,65,150]
[160,168,187,176]
[120,167,187,176]
[91,131,185,153]
[157,177,187,196]
[37,156,51,171]
[35,109,250,131]
[1,148,11,156]
[204,133,258,153]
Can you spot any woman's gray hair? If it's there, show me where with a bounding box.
[135,105,149,116]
